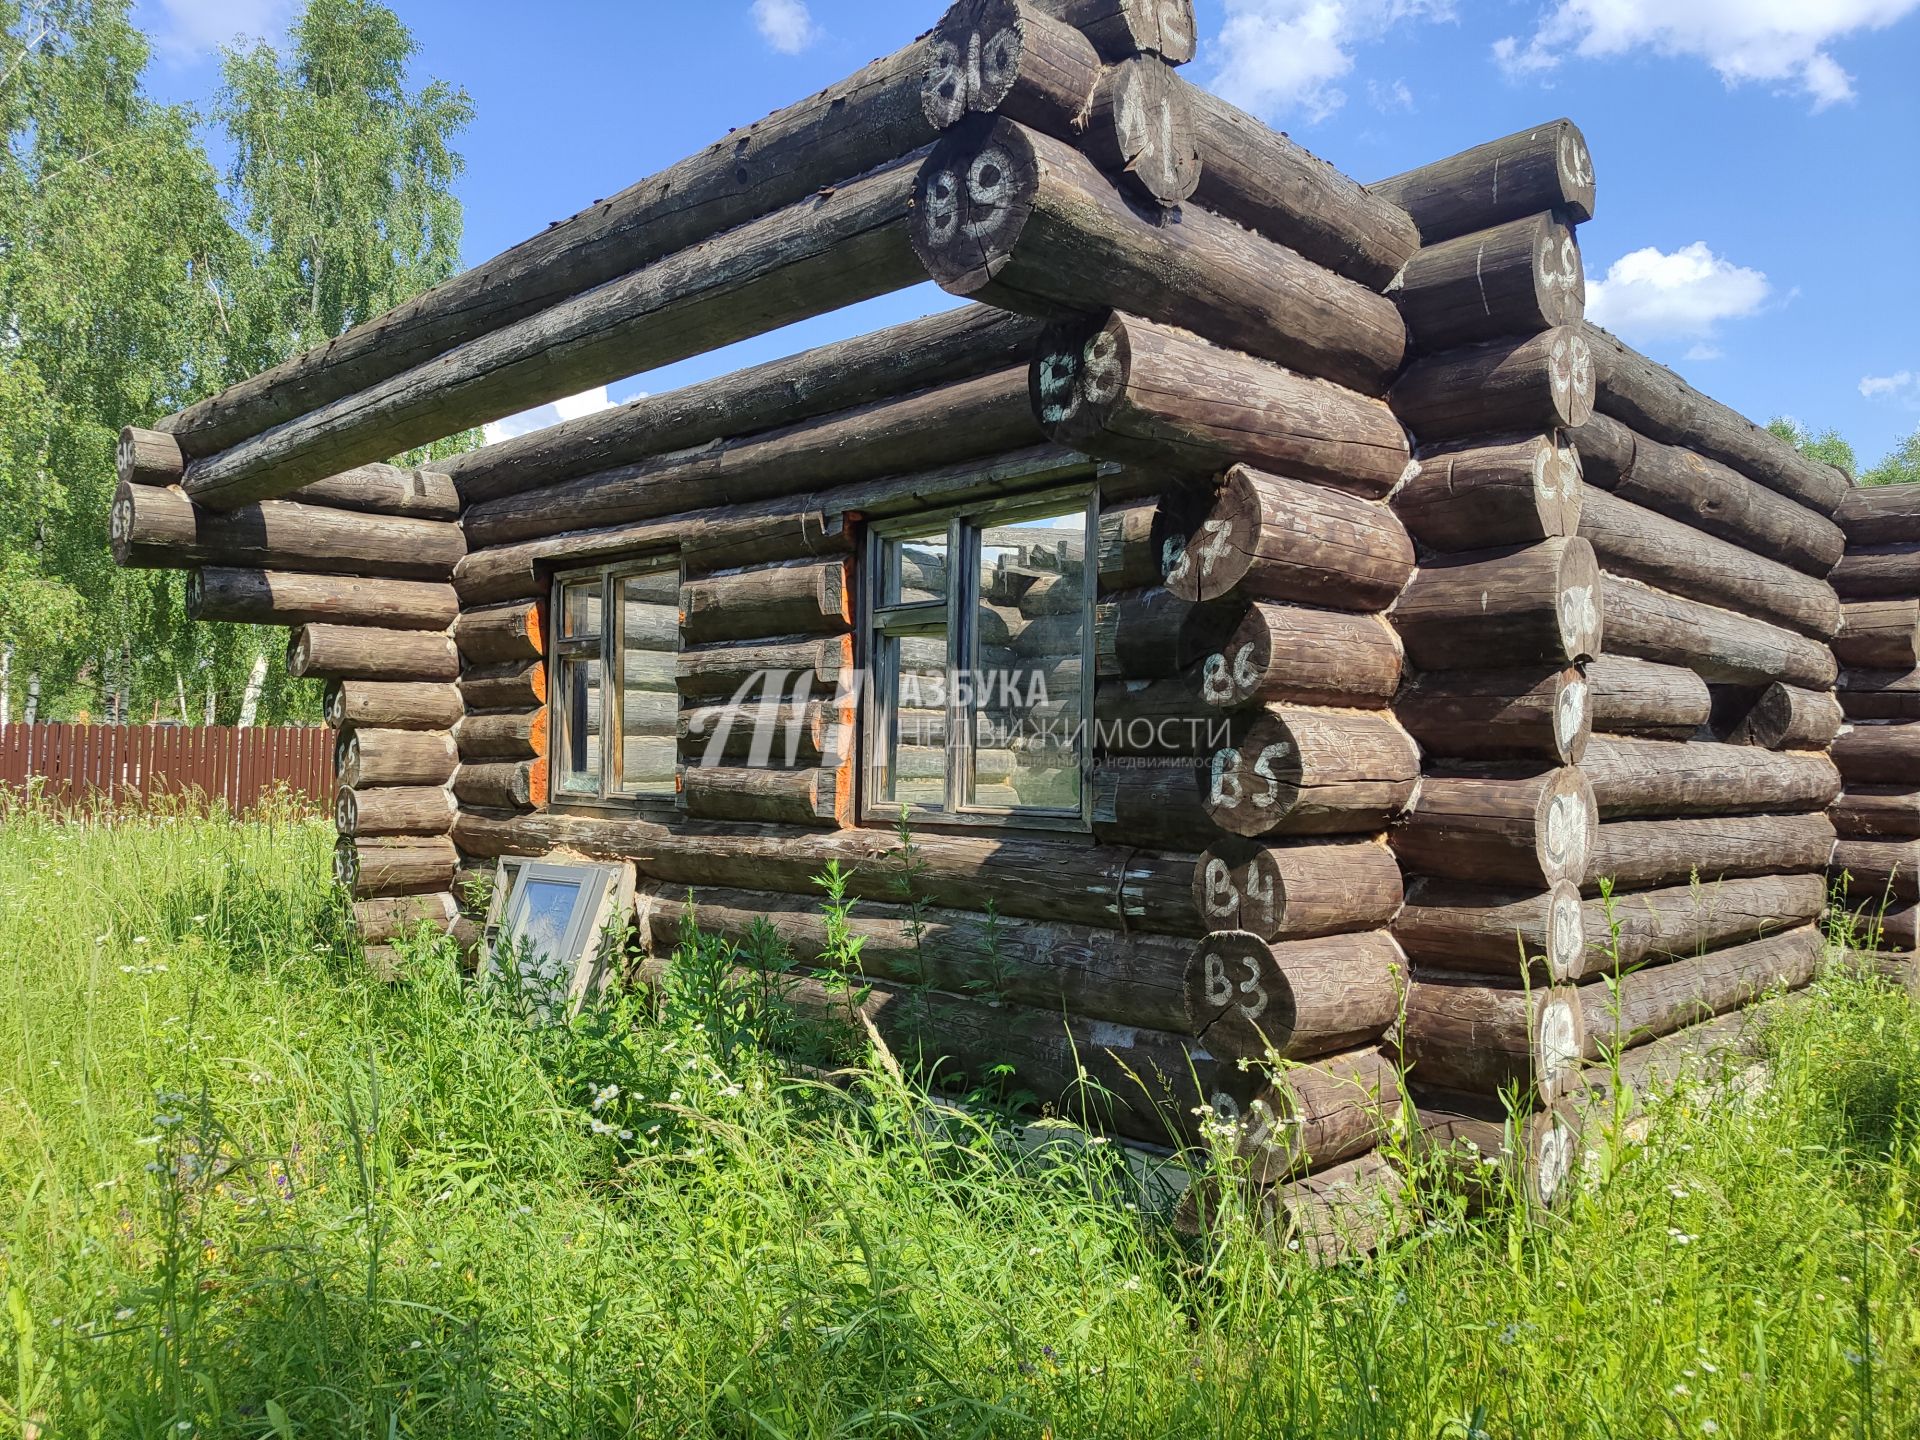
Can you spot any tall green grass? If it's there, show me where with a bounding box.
[2,809,1917,1437]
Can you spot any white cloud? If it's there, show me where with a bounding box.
[1684,343,1724,362]
[145,0,293,59]
[1367,77,1415,112]
[1493,0,1920,111]
[482,387,616,447]
[752,0,817,55]
[1584,243,1770,346]
[1861,371,1919,403]
[1211,1,1454,123]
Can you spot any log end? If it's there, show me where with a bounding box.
[1092,55,1202,208]
[1549,326,1597,430]
[1030,313,1129,448]
[921,0,1026,130]
[1555,535,1605,663]
[1538,767,1598,887]
[1553,119,1597,224]
[1534,215,1586,329]
[1184,930,1296,1059]
[911,116,1040,295]
[118,425,185,487]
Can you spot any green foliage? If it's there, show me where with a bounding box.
[5,812,1920,1436]
[1863,428,1920,488]
[1769,416,1858,476]
[0,0,472,723]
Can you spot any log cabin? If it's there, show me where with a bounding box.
[106,0,1872,1243]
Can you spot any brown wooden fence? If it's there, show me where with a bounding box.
[0,724,335,814]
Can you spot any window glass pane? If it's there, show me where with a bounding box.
[974,509,1087,812]
[884,527,949,607]
[884,630,950,811]
[517,878,583,966]
[617,571,678,795]
[559,579,601,640]
[558,654,603,794]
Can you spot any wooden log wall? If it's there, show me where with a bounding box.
[109,5,1859,1245]
[1376,122,1827,1201]
[1829,484,1920,951]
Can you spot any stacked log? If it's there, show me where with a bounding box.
[1829,485,1920,950]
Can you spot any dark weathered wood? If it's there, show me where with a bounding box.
[1582,323,1850,516]
[1833,838,1920,904]
[292,463,460,520]
[352,891,459,944]
[118,426,184,486]
[1394,878,1587,984]
[1202,707,1420,837]
[1585,812,1837,894]
[1588,872,1827,972]
[1833,543,1920,601]
[1088,760,1221,849]
[662,886,1192,1031]
[1724,682,1844,751]
[335,784,456,839]
[1082,54,1201,206]
[1570,413,1844,577]
[1393,433,1583,552]
[1836,601,1920,670]
[1395,977,1587,1106]
[187,568,457,631]
[1035,311,1411,497]
[110,482,463,579]
[1097,586,1228,678]
[1193,835,1404,941]
[465,366,1046,549]
[1271,1151,1411,1263]
[160,42,941,469]
[922,0,1103,138]
[1096,496,1166,591]
[455,806,1203,935]
[452,761,544,811]
[1600,574,1837,691]
[1180,86,1417,290]
[181,157,926,507]
[1391,537,1603,670]
[1393,767,1596,889]
[325,680,463,732]
[1034,0,1197,62]
[677,635,855,702]
[1579,485,1841,639]
[1227,1046,1402,1186]
[1369,118,1595,244]
[449,306,1045,505]
[452,601,544,666]
[1397,667,1590,765]
[1094,670,1247,757]
[1836,482,1920,547]
[1833,723,1920,786]
[1582,736,1841,819]
[1189,602,1402,710]
[1412,1091,1583,1212]
[679,697,849,765]
[681,764,851,827]
[337,727,458,788]
[1584,655,1709,740]
[1184,929,1405,1061]
[454,710,548,763]
[1162,464,1412,613]
[459,660,546,712]
[916,119,1407,394]
[1838,902,1918,953]
[1391,327,1595,441]
[289,625,460,682]
[1832,787,1920,841]
[1395,210,1584,351]
[334,835,459,900]
[680,560,852,646]
[1580,927,1820,1057]
[1840,668,1920,722]
[635,958,1258,1148]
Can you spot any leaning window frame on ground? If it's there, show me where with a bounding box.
[487,857,635,1022]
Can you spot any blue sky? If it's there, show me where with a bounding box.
[134,0,1920,469]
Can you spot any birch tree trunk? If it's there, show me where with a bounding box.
[24,673,40,725]
[237,647,269,727]
[1,642,11,726]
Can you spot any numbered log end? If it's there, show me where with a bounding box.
[1036,0,1198,63]
[1030,313,1129,448]
[1393,766,1597,889]
[1185,929,1403,1061]
[1394,877,1588,985]
[1396,432,1584,552]
[1194,836,1405,941]
[117,425,185,487]
[1205,708,1419,838]
[1085,55,1201,208]
[1396,667,1592,766]
[1395,211,1585,351]
[923,1,1028,128]
[911,115,1041,294]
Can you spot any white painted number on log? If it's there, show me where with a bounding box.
[1210,747,1244,808]
[1202,947,1269,1021]
[1036,351,1080,424]
[1252,741,1292,809]
[1558,584,1598,657]
[1243,856,1277,928]
[1203,857,1238,918]
[926,28,1019,120]
[1191,519,1234,579]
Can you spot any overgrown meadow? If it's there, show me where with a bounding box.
[2,806,1918,1437]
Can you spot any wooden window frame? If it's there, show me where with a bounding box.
[860,483,1098,834]
[548,556,680,810]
